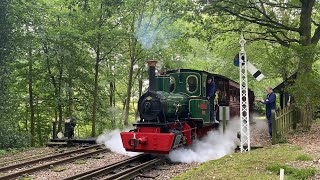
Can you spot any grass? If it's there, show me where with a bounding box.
[296,154,313,161]
[173,144,317,180]
[51,166,67,172]
[73,159,86,164]
[266,163,316,179]
[19,177,32,180]
[94,155,104,159]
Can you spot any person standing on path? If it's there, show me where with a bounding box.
[257,86,276,137]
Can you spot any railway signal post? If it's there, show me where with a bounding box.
[239,33,250,152]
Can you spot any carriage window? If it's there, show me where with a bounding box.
[229,88,234,101]
[186,75,198,93]
[236,89,240,102]
[233,88,237,101]
[170,77,175,92]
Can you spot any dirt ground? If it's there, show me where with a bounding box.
[287,120,320,179]
[287,121,320,159]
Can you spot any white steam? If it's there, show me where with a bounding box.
[168,120,240,163]
[135,10,180,50]
[96,129,141,157]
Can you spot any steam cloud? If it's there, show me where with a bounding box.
[168,120,240,163]
[135,10,179,50]
[96,116,267,162]
[96,129,141,157]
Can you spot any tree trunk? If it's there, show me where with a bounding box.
[57,57,64,133]
[299,0,315,46]
[297,0,316,73]
[135,71,143,119]
[124,13,138,126]
[25,101,28,131]
[124,59,134,126]
[43,44,59,135]
[110,81,116,128]
[28,47,35,147]
[92,2,104,137]
[67,78,73,117]
[36,96,43,146]
[92,44,100,137]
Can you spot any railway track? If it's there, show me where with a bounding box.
[0,151,56,167]
[0,144,107,180]
[63,154,165,180]
[0,147,75,167]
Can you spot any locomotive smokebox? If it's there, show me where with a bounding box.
[147,60,157,91]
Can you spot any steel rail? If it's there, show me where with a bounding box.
[71,154,150,180]
[0,144,101,173]
[0,148,107,180]
[103,157,164,180]
[0,151,56,167]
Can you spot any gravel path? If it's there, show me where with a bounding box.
[250,118,272,147]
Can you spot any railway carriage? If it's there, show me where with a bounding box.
[120,60,254,154]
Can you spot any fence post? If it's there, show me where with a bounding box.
[288,107,291,130]
[291,107,292,130]
[222,106,226,134]
[284,107,287,133]
[271,109,277,144]
[292,106,297,130]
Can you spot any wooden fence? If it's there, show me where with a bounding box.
[271,104,313,144]
[271,105,300,144]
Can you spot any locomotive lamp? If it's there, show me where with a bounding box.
[147,60,157,92]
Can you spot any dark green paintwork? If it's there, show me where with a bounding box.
[189,99,210,123]
[156,76,170,92]
[169,72,202,96]
[156,91,189,120]
[153,70,214,123]
[202,73,207,97]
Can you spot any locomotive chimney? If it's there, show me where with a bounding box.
[147,60,157,91]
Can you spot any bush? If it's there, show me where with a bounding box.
[0,122,30,149]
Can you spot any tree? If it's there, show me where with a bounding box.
[196,0,320,126]
[199,0,320,71]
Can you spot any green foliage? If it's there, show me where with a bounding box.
[266,163,316,179]
[288,70,320,107]
[2,0,319,148]
[296,154,313,161]
[0,149,17,156]
[0,120,30,149]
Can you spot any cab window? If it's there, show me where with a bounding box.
[186,75,197,93]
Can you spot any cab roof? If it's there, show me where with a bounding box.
[166,69,239,85]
